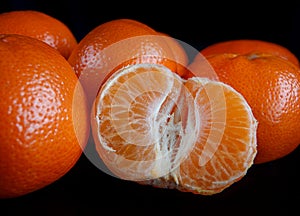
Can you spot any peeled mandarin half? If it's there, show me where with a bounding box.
[91,63,199,181]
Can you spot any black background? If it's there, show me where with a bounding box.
[1,0,300,215]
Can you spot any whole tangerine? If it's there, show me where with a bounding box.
[68,18,188,106]
[0,34,89,198]
[0,10,78,59]
[200,39,299,67]
[189,52,300,164]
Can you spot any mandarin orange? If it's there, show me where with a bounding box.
[189,52,300,164]
[90,63,257,195]
[0,10,77,59]
[200,39,299,66]
[0,34,89,198]
[157,32,189,77]
[68,18,188,106]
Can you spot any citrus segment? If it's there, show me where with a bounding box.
[91,63,199,181]
[178,78,257,194]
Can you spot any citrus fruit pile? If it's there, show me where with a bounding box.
[0,9,299,198]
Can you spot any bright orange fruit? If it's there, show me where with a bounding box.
[0,34,89,199]
[157,32,189,76]
[0,10,77,59]
[189,52,300,164]
[68,18,188,106]
[200,39,299,66]
[90,63,257,195]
